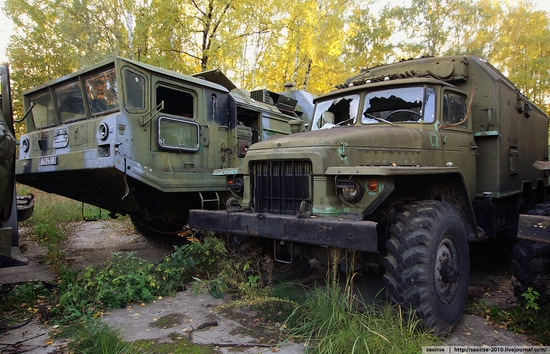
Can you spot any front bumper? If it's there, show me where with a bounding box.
[189,210,379,252]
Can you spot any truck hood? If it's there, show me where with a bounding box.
[249,125,439,151]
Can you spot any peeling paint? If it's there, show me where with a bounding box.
[429,132,439,147]
[338,141,349,164]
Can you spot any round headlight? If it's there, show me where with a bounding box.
[228,176,244,196]
[337,178,364,203]
[21,138,30,153]
[98,122,109,141]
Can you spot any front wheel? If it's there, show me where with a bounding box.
[383,201,470,333]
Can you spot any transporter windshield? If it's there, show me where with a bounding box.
[29,67,119,129]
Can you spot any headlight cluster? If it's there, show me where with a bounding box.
[227,176,244,196]
[336,177,379,204]
[336,177,365,203]
[21,138,30,153]
[98,122,109,141]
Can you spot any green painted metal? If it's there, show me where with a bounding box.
[0,64,16,233]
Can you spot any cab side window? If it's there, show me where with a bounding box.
[155,85,198,151]
[442,91,468,128]
[157,86,194,118]
[124,70,146,111]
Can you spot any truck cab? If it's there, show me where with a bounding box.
[16,58,313,236]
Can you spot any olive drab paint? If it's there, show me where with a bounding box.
[0,65,15,226]
[188,55,549,333]
[15,57,314,235]
[1,64,31,266]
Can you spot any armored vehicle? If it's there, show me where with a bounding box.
[15,57,313,236]
[189,55,549,332]
[1,63,31,266]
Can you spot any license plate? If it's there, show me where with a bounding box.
[39,155,58,166]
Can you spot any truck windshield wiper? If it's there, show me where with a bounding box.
[363,112,397,126]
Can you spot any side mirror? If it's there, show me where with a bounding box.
[288,119,304,134]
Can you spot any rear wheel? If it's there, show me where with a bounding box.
[384,200,470,333]
[511,203,550,304]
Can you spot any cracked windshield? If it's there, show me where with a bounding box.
[312,86,436,130]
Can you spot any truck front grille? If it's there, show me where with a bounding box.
[250,160,312,214]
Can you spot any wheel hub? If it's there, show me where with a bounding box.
[436,238,460,304]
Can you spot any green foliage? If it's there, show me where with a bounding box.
[4,282,50,305]
[53,246,193,321]
[283,285,441,353]
[0,281,52,326]
[469,288,550,345]
[6,0,550,100]
[6,0,549,110]
[521,287,541,311]
[182,236,227,270]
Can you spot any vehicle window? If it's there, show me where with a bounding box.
[85,68,119,116]
[442,91,468,128]
[124,70,146,110]
[312,94,360,130]
[362,86,434,124]
[55,81,86,123]
[158,117,200,151]
[423,87,436,123]
[157,86,194,118]
[29,90,57,128]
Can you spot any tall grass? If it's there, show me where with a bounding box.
[58,320,137,354]
[283,285,441,353]
[282,249,441,353]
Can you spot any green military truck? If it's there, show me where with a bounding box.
[189,55,549,332]
[15,57,313,237]
[1,63,31,267]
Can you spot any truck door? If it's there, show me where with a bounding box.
[440,90,477,196]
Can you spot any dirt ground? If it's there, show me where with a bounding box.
[0,219,538,353]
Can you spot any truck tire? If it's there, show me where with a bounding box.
[511,203,550,304]
[383,200,470,333]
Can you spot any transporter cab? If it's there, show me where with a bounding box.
[189,55,550,333]
[16,57,312,236]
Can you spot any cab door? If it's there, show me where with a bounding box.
[440,89,477,196]
[0,65,15,224]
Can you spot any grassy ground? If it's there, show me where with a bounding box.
[4,186,548,352]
